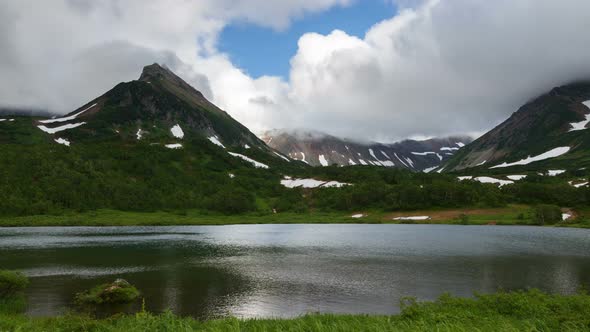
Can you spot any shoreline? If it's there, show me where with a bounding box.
[1,290,589,331]
[0,205,587,228]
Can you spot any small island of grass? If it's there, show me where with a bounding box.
[75,279,140,305]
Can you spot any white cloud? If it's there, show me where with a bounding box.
[2,0,590,142]
[0,0,347,112]
[250,0,590,141]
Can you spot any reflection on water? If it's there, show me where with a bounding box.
[1,225,590,318]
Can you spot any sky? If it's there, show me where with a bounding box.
[219,0,397,78]
[2,0,590,143]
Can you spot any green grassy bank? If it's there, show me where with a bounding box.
[1,290,590,331]
[0,205,588,228]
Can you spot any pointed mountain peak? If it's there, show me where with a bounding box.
[139,63,205,100]
[139,63,174,81]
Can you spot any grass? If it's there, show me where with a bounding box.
[75,279,140,305]
[0,205,589,228]
[1,290,590,331]
[0,295,26,315]
[0,270,29,297]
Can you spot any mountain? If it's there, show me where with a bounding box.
[445,82,590,172]
[262,129,472,172]
[0,64,301,216]
[19,63,268,151]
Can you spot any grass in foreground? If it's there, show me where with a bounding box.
[1,290,590,331]
[0,205,588,228]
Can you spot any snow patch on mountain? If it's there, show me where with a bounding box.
[570,181,589,188]
[422,166,438,173]
[274,152,290,162]
[569,101,590,131]
[54,138,71,146]
[459,176,514,186]
[38,122,86,134]
[165,143,183,149]
[490,147,570,169]
[229,152,269,169]
[170,124,184,139]
[208,136,225,149]
[39,103,96,124]
[280,177,350,189]
[507,175,527,181]
[547,170,566,176]
[394,153,408,167]
[319,154,329,167]
[369,149,379,160]
[300,152,309,164]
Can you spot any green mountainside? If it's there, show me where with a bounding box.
[0,64,307,216]
[0,65,589,219]
[445,82,590,173]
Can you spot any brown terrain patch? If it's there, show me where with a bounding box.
[383,207,517,222]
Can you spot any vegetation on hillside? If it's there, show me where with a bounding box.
[0,133,589,219]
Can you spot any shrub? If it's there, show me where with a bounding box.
[0,270,29,297]
[458,213,469,225]
[206,187,257,214]
[533,204,562,225]
[75,279,140,305]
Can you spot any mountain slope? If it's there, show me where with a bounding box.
[0,64,309,216]
[27,63,268,151]
[262,130,472,171]
[445,82,590,172]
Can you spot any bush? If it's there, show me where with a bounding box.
[458,213,469,225]
[206,187,257,214]
[533,204,562,225]
[0,270,29,297]
[75,279,140,305]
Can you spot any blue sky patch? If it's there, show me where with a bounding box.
[218,0,397,79]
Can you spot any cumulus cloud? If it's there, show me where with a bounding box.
[249,0,590,141]
[2,0,590,142]
[0,0,347,112]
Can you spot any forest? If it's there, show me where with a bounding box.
[0,138,589,218]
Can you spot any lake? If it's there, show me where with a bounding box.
[1,224,590,319]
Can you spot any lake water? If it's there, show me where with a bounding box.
[1,224,590,319]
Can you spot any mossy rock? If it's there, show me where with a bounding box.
[75,279,140,305]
